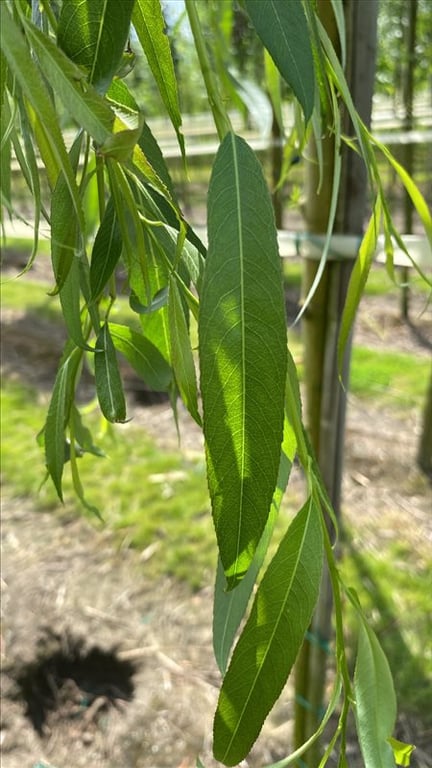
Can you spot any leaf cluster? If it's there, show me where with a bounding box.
[1,1,427,765]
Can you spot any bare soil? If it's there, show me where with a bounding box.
[1,253,432,768]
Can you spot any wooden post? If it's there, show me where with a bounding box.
[293,1,378,763]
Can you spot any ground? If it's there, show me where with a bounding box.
[1,252,432,768]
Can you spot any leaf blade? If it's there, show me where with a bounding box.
[95,322,127,422]
[245,0,315,122]
[199,133,287,589]
[109,322,172,392]
[213,496,323,765]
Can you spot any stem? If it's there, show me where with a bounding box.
[40,0,58,33]
[184,0,232,141]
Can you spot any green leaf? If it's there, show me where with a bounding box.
[95,322,127,422]
[21,15,114,145]
[213,414,296,675]
[90,198,122,300]
[354,619,397,768]
[132,0,185,159]
[245,0,315,123]
[70,405,104,457]
[168,275,201,425]
[57,0,134,94]
[387,737,415,767]
[44,348,81,501]
[51,133,82,291]
[213,496,323,766]
[0,5,83,219]
[338,197,382,374]
[109,322,172,392]
[199,133,287,589]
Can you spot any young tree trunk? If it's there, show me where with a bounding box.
[400,0,418,319]
[418,363,432,479]
[293,1,378,763]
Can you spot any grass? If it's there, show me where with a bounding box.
[350,346,430,407]
[1,378,215,589]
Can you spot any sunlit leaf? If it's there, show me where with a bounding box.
[245,0,315,122]
[109,322,172,392]
[213,413,296,675]
[132,0,185,159]
[338,197,382,374]
[57,0,134,94]
[95,322,127,422]
[354,618,397,768]
[199,133,287,589]
[213,496,323,765]
[387,737,415,767]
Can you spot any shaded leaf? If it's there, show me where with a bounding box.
[0,5,83,217]
[22,15,114,145]
[354,619,397,768]
[168,275,201,425]
[109,322,172,392]
[129,287,169,315]
[132,0,185,158]
[57,0,134,94]
[213,496,323,765]
[44,348,81,501]
[199,133,287,589]
[95,323,127,422]
[90,197,122,300]
[245,0,315,122]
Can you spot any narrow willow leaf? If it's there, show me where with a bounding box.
[51,133,82,291]
[95,323,127,423]
[109,322,172,392]
[44,348,81,501]
[213,414,296,675]
[130,287,169,315]
[213,496,323,766]
[245,0,315,122]
[0,5,83,219]
[57,0,134,94]
[199,133,287,589]
[354,620,397,768]
[338,197,382,374]
[70,405,104,458]
[168,275,201,425]
[90,198,122,300]
[21,16,114,145]
[0,50,7,113]
[132,0,185,159]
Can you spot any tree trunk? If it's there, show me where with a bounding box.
[293,1,378,763]
[418,363,432,479]
[401,0,418,319]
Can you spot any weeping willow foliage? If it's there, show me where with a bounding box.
[1,1,428,765]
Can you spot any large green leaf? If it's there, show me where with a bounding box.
[109,322,172,392]
[245,0,315,123]
[57,0,134,94]
[21,15,114,145]
[213,413,296,675]
[199,133,287,589]
[213,496,323,766]
[132,0,185,158]
[354,618,397,768]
